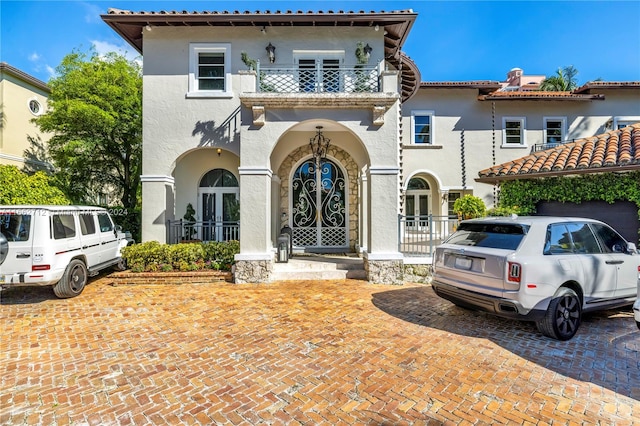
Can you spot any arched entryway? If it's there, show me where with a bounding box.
[197,168,239,241]
[290,157,348,251]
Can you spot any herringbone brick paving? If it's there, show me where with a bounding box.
[1,275,638,425]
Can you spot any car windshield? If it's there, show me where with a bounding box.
[0,213,32,242]
[445,222,529,250]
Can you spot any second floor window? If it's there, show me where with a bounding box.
[411,111,434,144]
[503,117,526,146]
[544,117,566,145]
[188,43,231,97]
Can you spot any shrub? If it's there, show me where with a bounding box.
[121,240,239,272]
[453,195,486,219]
[486,205,521,217]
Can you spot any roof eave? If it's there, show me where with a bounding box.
[476,164,640,184]
[477,94,605,101]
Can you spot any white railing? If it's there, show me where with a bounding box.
[398,215,459,257]
[168,219,239,244]
[257,63,380,93]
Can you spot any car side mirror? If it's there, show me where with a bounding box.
[626,242,637,254]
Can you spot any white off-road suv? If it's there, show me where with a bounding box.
[432,216,639,340]
[0,205,129,298]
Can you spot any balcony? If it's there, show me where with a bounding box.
[256,64,380,94]
[240,63,399,125]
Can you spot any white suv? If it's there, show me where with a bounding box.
[0,205,129,298]
[432,216,639,340]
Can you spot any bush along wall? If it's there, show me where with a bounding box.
[497,172,640,214]
[121,240,240,272]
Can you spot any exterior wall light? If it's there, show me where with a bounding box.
[266,42,276,63]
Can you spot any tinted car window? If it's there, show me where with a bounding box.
[97,213,113,232]
[79,214,96,235]
[566,223,601,254]
[0,214,31,242]
[544,224,572,254]
[52,214,76,239]
[591,223,627,253]
[445,223,528,250]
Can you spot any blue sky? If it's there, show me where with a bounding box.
[2,0,640,84]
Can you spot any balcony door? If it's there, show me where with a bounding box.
[290,157,348,251]
[294,51,344,93]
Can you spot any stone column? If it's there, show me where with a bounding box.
[364,166,403,284]
[140,175,174,243]
[234,167,273,283]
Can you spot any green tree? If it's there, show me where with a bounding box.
[539,65,579,91]
[0,165,70,204]
[35,49,142,209]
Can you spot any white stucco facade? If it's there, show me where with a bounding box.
[102,8,640,283]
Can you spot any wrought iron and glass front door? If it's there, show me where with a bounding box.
[291,158,347,249]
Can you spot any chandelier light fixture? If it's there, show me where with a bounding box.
[310,126,330,164]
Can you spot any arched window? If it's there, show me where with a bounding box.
[199,169,238,187]
[407,177,429,190]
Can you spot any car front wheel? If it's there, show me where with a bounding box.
[536,287,581,341]
[53,259,88,298]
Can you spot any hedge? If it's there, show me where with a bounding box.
[121,240,240,273]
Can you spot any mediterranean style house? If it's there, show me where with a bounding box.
[102,8,640,283]
[0,63,52,172]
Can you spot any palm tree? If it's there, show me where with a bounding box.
[540,65,579,91]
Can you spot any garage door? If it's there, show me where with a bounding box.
[536,200,639,245]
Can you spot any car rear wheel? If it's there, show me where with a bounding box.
[53,259,87,298]
[536,287,581,341]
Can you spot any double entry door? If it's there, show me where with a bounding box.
[290,158,348,250]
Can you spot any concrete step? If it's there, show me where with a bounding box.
[271,255,366,281]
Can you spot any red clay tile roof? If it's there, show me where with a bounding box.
[476,123,640,183]
[574,81,640,93]
[420,81,502,95]
[477,90,604,101]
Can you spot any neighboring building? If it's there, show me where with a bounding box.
[500,67,546,91]
[102,8,640,283]
[403,81,640,216]
[0,63,52,171]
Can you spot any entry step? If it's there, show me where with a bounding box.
[271,255,366,281]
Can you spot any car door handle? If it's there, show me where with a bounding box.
[16,253,31,259]
[605,260,623,265]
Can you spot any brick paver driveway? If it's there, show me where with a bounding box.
[1,276,638,425]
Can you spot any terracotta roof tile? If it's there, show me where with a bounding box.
[477,90,605,101]
[477,123,640,182]
[574,81,640,93]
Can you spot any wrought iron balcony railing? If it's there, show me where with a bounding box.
[256,64,380,94]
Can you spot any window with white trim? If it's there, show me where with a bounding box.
[502,117,526,146]
[411,111,434,144]
[543,117,566,145]
[188,43,232,97]
[613,116,640,129]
